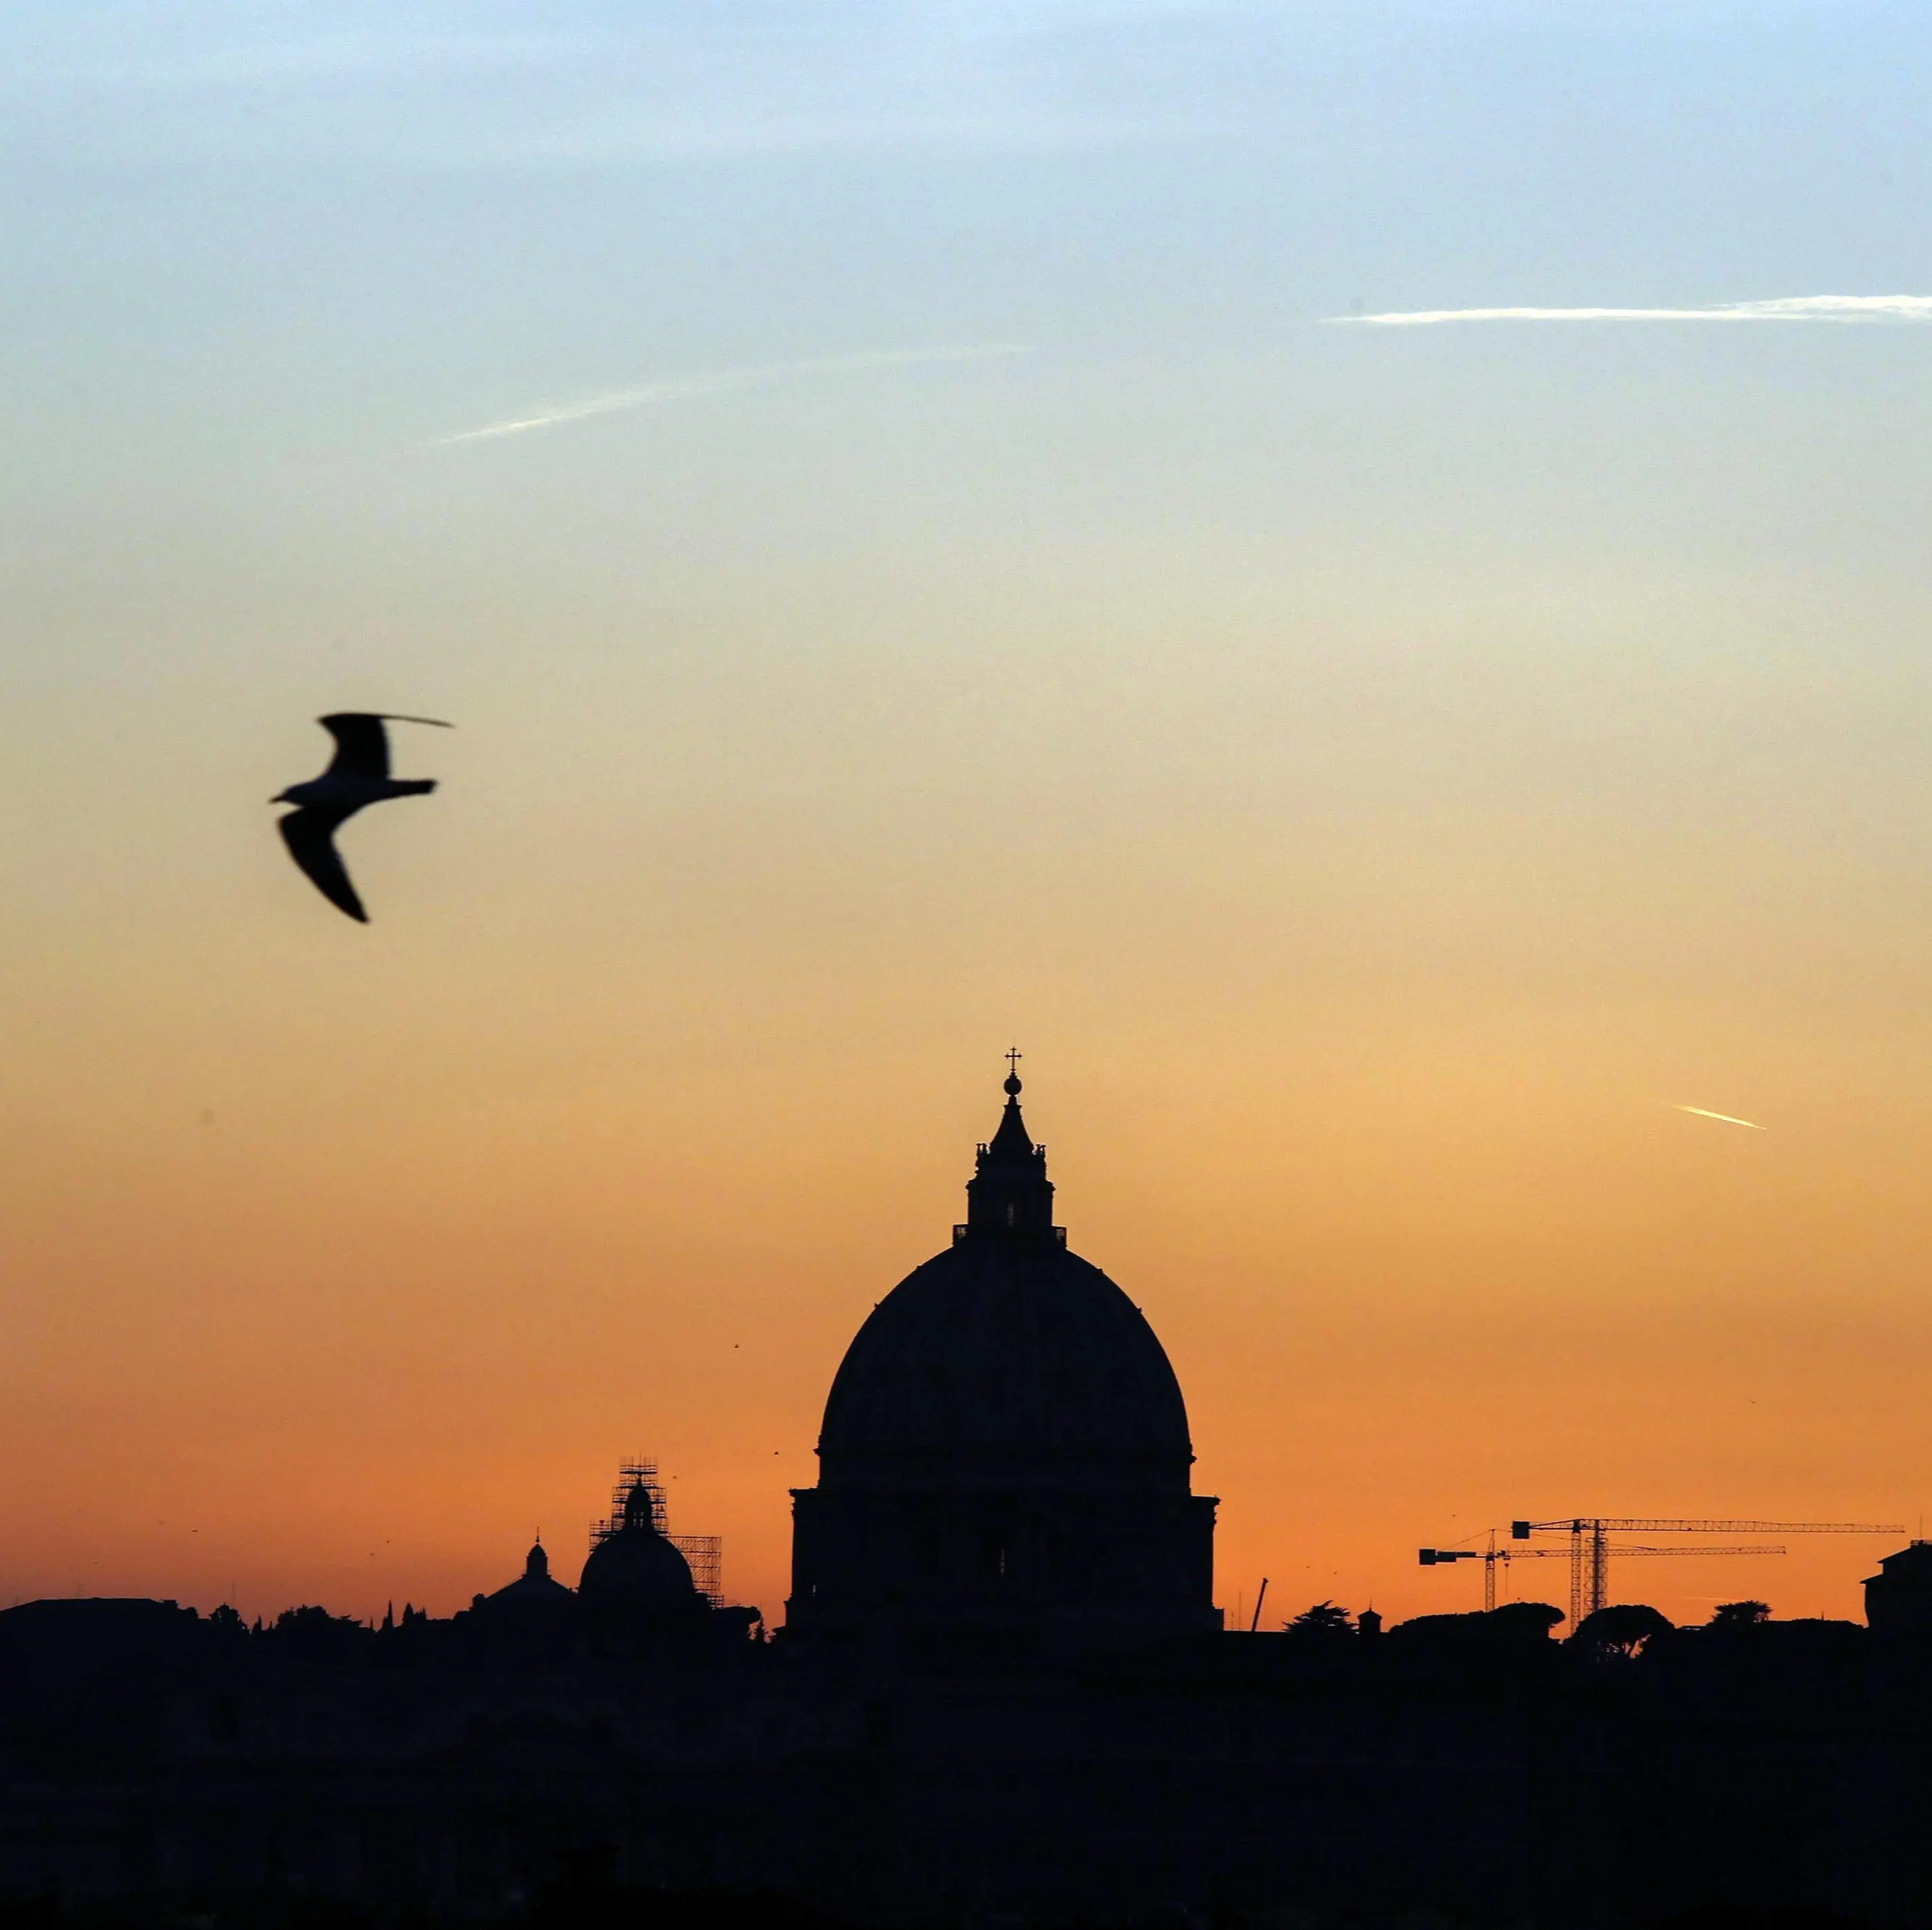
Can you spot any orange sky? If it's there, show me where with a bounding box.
[7,560,1932,1632]
[7,840,1928,1631]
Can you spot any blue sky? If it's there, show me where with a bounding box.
[9,1,1932,666]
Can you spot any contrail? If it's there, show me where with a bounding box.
[1326,294,1932,328]
[435,344,1033,444]
[1673,1105,1767,1131]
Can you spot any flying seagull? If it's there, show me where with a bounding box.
[272,713,451,922]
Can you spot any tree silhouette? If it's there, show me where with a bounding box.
[1574,1603,1674,1659]
[1708,1599,1771,1628]
[1285,1601,1355,1637]
[1490,1601,1565,1640]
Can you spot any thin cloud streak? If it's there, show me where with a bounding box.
[1673,1105,1767,1131]
[1328,295,1932,328]
[435,345,1034,445]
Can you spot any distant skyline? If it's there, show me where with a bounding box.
[5,0,1932,1629]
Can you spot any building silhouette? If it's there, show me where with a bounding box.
[3,1071,1931,1927]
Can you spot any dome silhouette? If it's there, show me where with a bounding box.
[820,1238,1193,1487]
[579,1479,702,1610]
[788,1068,1217,1654]
[489,1539,569,1597]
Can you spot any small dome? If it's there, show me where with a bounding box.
[482,1535,572,1609]
[579,1515,702,1610]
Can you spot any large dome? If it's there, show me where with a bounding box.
[788,1070,1218,1654]
[819,1237,1193,1489]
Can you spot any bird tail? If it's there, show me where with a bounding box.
[389,779,437,797]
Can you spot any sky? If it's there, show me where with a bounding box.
[5,0,1932,1630]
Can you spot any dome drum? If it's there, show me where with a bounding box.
[791,1485,1216,1651]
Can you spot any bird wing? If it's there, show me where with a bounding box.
[278,807,370,922]
[318,713,391,780]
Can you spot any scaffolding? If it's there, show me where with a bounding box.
[671,1535,723,1607]
[589,1458,725,1606]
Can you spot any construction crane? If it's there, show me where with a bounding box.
[1510,1517,1902,1625]
[1419,1536,1570,1612]
[1421,1531,1784,1615]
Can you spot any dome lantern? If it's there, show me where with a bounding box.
[961,1056,1060,1244]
